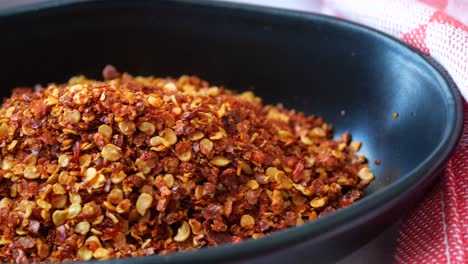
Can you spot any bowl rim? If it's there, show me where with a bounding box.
[1,0,464,263]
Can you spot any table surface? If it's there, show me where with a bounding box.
[0,0,401,263]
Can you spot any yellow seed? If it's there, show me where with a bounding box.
[338,143,347,151]
[12,164,25,175]
[58,171,72,185]
[52,183,66,195]
[137,121,156,135]
[199,138,213,156]
[164,82,177,91]
[108,189,124,205]
[274,171,292,189]
[79,154,92,167]
[75,221,90,235]
[136,193,153,216]
[98,124,113,139]
[78,246,93,261]
[63,108,81,124]
[164,174,175,188]
[10,183,17,197]
[240,214,255,229]
[217,103,228,118]
[111,171,127,184]
[52,209,68,226]
[265,167,279,178]
[358,167,375,181]
[1,155,15,171]
[101,144,122,161]
[2,172,13,179]
[209,127,227,140]
[23,166,41,179]
[292,183,311,196]
[350,141,362,152]
[149,136,168,151]
[91,174,107,189]
[296,218,305,226]
[266,108,290,122]
[116,199,131,214]
[69,83,83,93]
[91,228,103,235]
[85,235,102,247]
[92,215,104,226]
[177,150,192,162]
[310,197,327,208]
[332,150,342,158]
[16,229,28,235]
[246,180,259,190]
[300,134,314,145]
[188,219,204,235]
[190,98,202,109]
[173,221,190,242]
[69,193,82,204]
[72,90,89,105]
[135,159,151,174]
[103,201,116,211]
[194,185,203,200]
[0,198,12,210]
[17,200,34,220]
[141,238,152,249]
[0,239,12,246]
[43,97,58,106]
[210,156,230,167]
[188,131,204,141]
[93,248,111,260]
[310,127,326,137]
[148,96,163,107]
[118,121,136,135]
[309,211,318,221]
[67,203,82,219]
[7,140,18,151]
[5,106,15,117]
[107,211,119,224]
[82,112,95,123]
[85,167,98,182]
[0,123,9,138]
[36,239,50,258]
[41,210,50,221]
[63,128,78,135]
[161,128,177,146]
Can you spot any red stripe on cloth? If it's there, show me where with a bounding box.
[442,100,468,263]
[401,24,430,55]
[430,10,468,31]
[394,100,468,264]
[395,183,448,263]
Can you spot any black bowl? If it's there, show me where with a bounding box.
[0,0,463,263]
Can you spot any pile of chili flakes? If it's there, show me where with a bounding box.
[0,66,374,262]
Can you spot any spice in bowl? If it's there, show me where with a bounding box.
[0,66,374,262]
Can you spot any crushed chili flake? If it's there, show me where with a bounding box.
[0,66,374,262]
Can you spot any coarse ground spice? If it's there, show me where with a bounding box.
[0,66,374,262]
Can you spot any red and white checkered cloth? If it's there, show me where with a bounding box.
[317,1,468,263]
